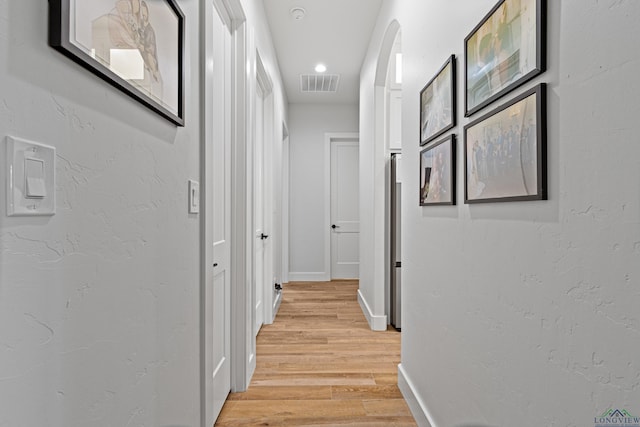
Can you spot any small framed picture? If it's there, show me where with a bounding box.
[464,0,546,116]
[464,83,546,203]
[49,0,185,126]
[420,135,456,206]
[420,55,456,146]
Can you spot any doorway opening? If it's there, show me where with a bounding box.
[384,30,403,330]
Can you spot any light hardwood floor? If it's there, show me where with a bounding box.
[215,280,417,426]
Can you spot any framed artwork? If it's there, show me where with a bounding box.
[420,135,456,206]
[464,83,546,203]
[464,0,546,116]
[49,0,185,126]
[420,55,456,146]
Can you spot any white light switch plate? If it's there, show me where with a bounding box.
[6,136,56,216]
[188,180,200,214]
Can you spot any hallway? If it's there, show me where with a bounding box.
[215,281,416,426]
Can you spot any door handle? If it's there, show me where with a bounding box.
[260,233,269,240]
[331,224,339,229]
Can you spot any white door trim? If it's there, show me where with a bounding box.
[281,122,290,285]
[324,132,359,280]
[200,2,214,425]
[230,17,253,392]
[201,0,242,424]
[255,52,277,327]
[209,0,254,394]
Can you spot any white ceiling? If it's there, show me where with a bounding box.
[263,0,383,104]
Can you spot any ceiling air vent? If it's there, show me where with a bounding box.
[300,74,340,93]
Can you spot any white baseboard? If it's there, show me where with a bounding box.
[357,289,387,331]
[272,291,282,320]
[288,272,330,282]
[398,363,437,427]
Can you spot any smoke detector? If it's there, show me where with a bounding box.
[290,7,306,21]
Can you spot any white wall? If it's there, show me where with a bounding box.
[0,0,288,426]
[0,1,201,426]
[361,1,640,426]
[288,104,358,280]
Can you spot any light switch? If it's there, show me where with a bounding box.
[5,136,56,216]
[189,180,200,214]
[25,157,46,198]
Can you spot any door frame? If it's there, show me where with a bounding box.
[200,0,236,425]
[254,52,276,326]
[281,123,290,285]
[200,2,254,426]
[324,132,359,279]
[227,8,254,393]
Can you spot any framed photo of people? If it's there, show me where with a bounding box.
[49,0,185,126]
[464,0,546,116]
[464,84,546,204]
[420,135,456,206]
[420,55,456,146]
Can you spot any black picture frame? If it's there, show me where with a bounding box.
[420,55,456,146]
[464,0,546,117]
[49,0,185,126]
[420,135,456,206]
[464,83,546,204]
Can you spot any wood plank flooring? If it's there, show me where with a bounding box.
[215,280,417,426]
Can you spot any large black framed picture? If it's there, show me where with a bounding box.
[464,84,546,203]
[49,0,185,126]
[420,55,456,146]
[464,0,546,117]
[420,135,456,206]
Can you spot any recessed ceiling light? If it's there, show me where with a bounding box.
[290,7,306,20]
[315,64,327,73]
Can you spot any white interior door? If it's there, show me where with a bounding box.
[203,5,231,425]
[253,83,265,336]
[330,139,360,279]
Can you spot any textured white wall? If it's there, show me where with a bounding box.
[288,104,358,277]
[0,1,198,426]
[361,0,640,426]
[0,0,289,425]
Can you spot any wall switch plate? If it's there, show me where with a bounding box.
[6,136,56,216]
[188,180,200,214]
